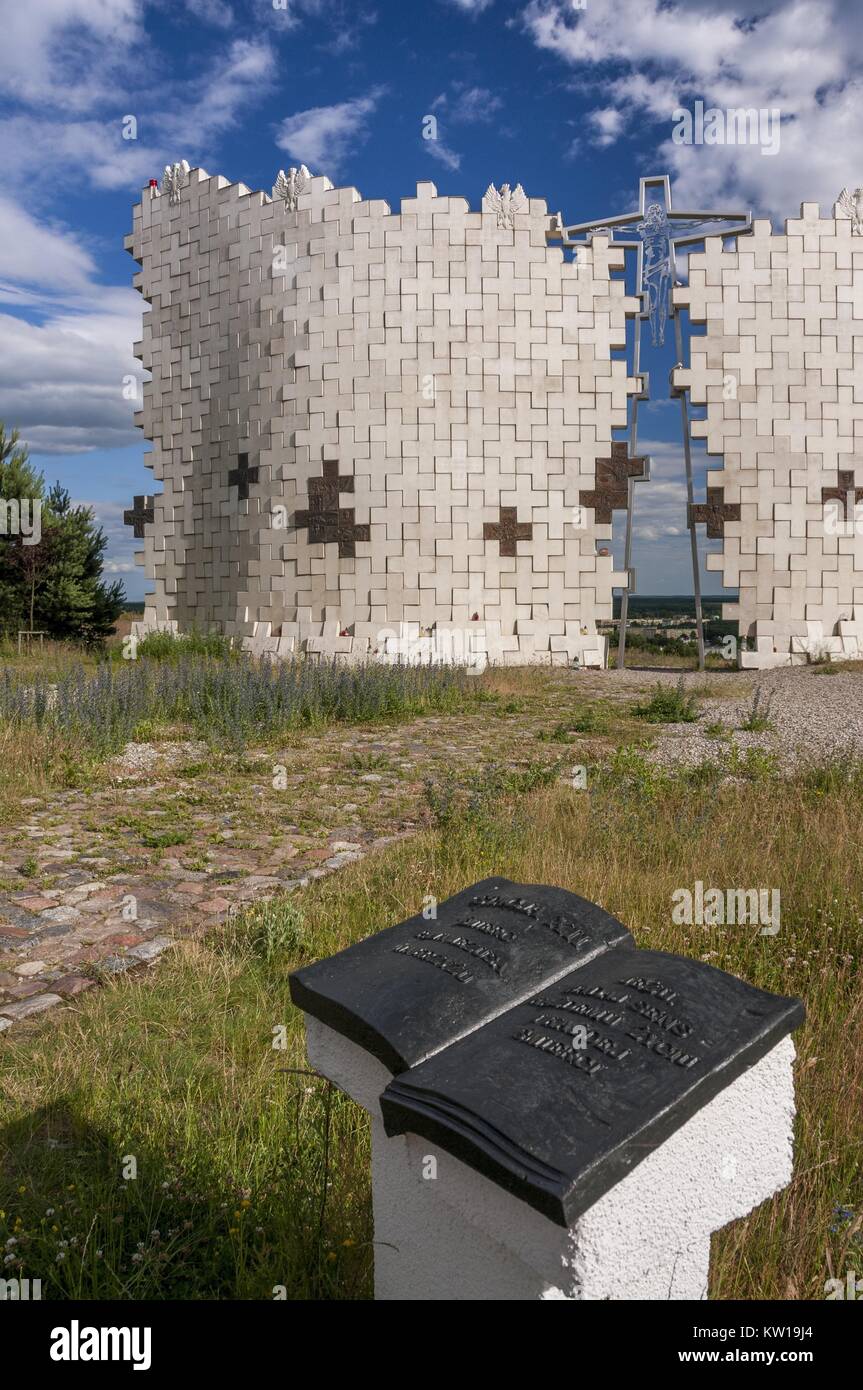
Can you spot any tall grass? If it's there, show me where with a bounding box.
[1,754,860,1299]
[0,655,481,770]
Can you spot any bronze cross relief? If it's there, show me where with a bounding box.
[821,470,863,518]
[123,494,154,538]
[295,459,371,559]
[688,487,741,538]
[578,443,648,523]
[483,506,534,557]
[228,452,259,501]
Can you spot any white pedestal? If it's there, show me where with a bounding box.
[303,1016,797,1301]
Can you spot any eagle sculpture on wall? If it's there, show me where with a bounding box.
[483,182,527,230]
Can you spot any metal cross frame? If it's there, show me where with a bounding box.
[549,174,752,669]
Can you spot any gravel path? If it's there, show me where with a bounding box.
[623,665,863,773]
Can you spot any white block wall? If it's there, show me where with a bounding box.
[674,202,863,666]
[127,169,639,664]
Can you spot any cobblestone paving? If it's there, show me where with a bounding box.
[0,676,635,1033]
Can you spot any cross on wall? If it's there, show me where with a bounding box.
[228,452,259,501]
[821,470,863,519]
[688,488,741,538]
[294,459,371,559]
[482,506,533,557]
[578,443,649,523]
[123,495,154,538]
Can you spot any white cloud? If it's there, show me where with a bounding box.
[589,107,625,147]
[424,139,461,172]
[0,36,276,196]
[0,0,144,112]
[275,87,386,173]
[0,198,143,455]
[521,0,863,223]
[0,295,144,455]
[521,0,746,80]
[0,114,162,192]
[162,37,276,147]
[0,198,98,294]
[85,500,141,575]
[442,0,495,13]
[435,84,503,124]
[182,0,234,28]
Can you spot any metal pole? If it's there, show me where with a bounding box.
[616,312,644,670]
[673,307,705,671]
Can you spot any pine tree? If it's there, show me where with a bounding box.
[0,421,125,642]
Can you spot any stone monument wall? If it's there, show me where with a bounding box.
[674,203,863,667]
[127,168,640,665]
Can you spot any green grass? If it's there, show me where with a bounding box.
[634,677,701,724]
[2,748,861,1299]
[739,688,776,733]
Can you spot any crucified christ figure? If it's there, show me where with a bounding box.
[637,202,673,347]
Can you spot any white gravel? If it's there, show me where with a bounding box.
[615,666,863,773]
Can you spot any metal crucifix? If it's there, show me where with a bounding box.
[549,175,751,669]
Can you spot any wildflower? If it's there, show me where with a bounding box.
[4,1237,17,1249]
[45,1208,54,1217]
[342,1238,355,1247]
[131,1252,143,1264]
[56,1251,66,1263]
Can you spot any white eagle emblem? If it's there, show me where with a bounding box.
[273,165,312,211]
[483,182,527,230]
[161,160,190,206]
[837,186,863,235]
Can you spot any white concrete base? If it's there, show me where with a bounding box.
[740,621,863,668]
[303,1015,797,1301]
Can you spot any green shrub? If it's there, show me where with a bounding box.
[634,677,700,724]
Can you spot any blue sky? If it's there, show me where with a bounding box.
[1,0,859,599]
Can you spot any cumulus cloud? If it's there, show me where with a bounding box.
[0,198,98,296]
[0,198,143,456]
[0,292,144,456]
[521,0,862,222]
[0,35,276,196]
[275,87,386,174]
[589,107,625,147]
[0,0,144,112]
